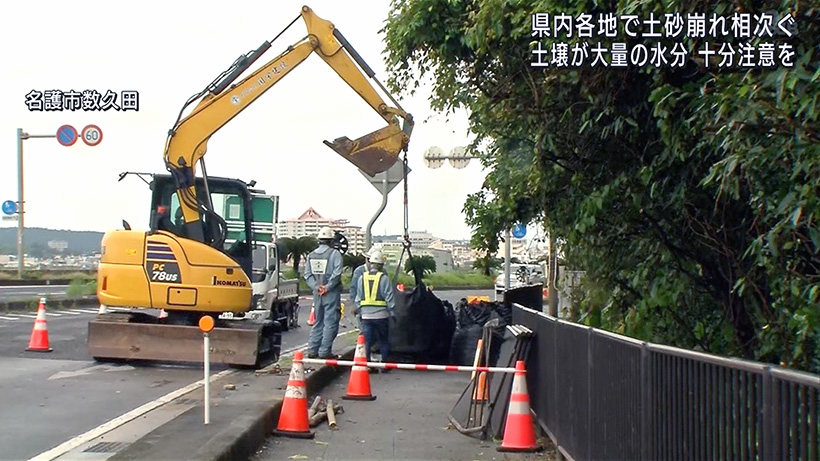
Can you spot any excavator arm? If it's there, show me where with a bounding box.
[164,5,414,243]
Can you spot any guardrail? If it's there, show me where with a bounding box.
[513,303,820,461]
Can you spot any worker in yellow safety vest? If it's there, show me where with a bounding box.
[354,250,396,364]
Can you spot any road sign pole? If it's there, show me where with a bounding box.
[15,129,58,278]
[16,129,24,279]
[504,228,511,292]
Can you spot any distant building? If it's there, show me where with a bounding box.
[277,207,365,254]
[430,239,476,268]
[48,240,68,252]
[408,230,436,248]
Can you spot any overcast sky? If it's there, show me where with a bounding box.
[0,0,491,241]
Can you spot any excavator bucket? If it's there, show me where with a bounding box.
[324,122,408,177]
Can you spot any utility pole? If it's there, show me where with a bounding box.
[547,233,558,317]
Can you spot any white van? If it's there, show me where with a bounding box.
[494,263,545,301]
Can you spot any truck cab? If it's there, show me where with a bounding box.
[249,241,299,329]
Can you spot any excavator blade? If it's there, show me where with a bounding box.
[87,315,281,368]
[324,123,408,177]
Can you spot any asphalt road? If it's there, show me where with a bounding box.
[0,285,69,301]
[0,288,490,460]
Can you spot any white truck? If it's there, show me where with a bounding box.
[220,189,300,330]
[242,241,300,330]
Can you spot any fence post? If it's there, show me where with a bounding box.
[641,343,651,461]
[762,366,773,460]
[554,318,564,461]
[587,327,593,461]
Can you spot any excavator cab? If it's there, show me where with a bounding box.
[149,175,255,278]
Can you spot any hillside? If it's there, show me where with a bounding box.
[0,227,103,256]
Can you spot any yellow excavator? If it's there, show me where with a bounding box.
[88,5,414,367]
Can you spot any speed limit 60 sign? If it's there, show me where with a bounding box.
[81,124,103,146]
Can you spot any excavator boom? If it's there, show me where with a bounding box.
[165,5,413,242]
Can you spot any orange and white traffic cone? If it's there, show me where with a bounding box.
[472,371,489,402]
[272,350,315,439]
[27,297,52,353]
[497,360,541,453]
[342,334,376,401]
[307,305,316,326]
[470,338,487,402]
[158,309,168,320]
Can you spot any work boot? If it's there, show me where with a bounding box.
[307,352,319,359]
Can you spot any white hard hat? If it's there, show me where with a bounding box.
[318,226,334,239]
[369,250,385,264]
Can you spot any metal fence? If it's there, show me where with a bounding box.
[512,303,820,461]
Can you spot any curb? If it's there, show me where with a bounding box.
[110,346,357,461]
[215,347,356,461]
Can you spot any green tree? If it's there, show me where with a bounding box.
[275,238,292,263]
[383,0,820,371]
[343,253,367,273]
[405,255,437,275]
[281,236,318,275]
[472,254,502,276]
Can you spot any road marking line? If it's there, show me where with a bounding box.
[70,309,98,314]
[59,310,83,315]
[0,315,18,320]
[29,368,236,461]
[46,312,64,317]
[8,313,37,319]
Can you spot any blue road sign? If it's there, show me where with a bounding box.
[56,125,78,147]
[512,224,527,239]
[2,200,17,215]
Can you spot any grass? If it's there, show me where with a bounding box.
[0,270,96,281]
[66,278,97,296]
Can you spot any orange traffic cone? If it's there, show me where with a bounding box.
[307,306,316,326]
[472,371,489,402]
[272,351,315,439]
[470,338,488,402]
[342,335,376,401]
[158,309,168,320]
[27,297,52,352]
[497,360,542,453]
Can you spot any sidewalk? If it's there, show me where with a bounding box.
[254,368,555,460]
[91,330,552,461]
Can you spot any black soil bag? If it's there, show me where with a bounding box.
[388,255,456,364]
[448,300,512,366]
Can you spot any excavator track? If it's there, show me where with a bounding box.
[88,311,281,368]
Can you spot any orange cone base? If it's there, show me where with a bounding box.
[272,428,315,439]
[26,346,52,352]
[497,444,543,453]
[342,394,377,401]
